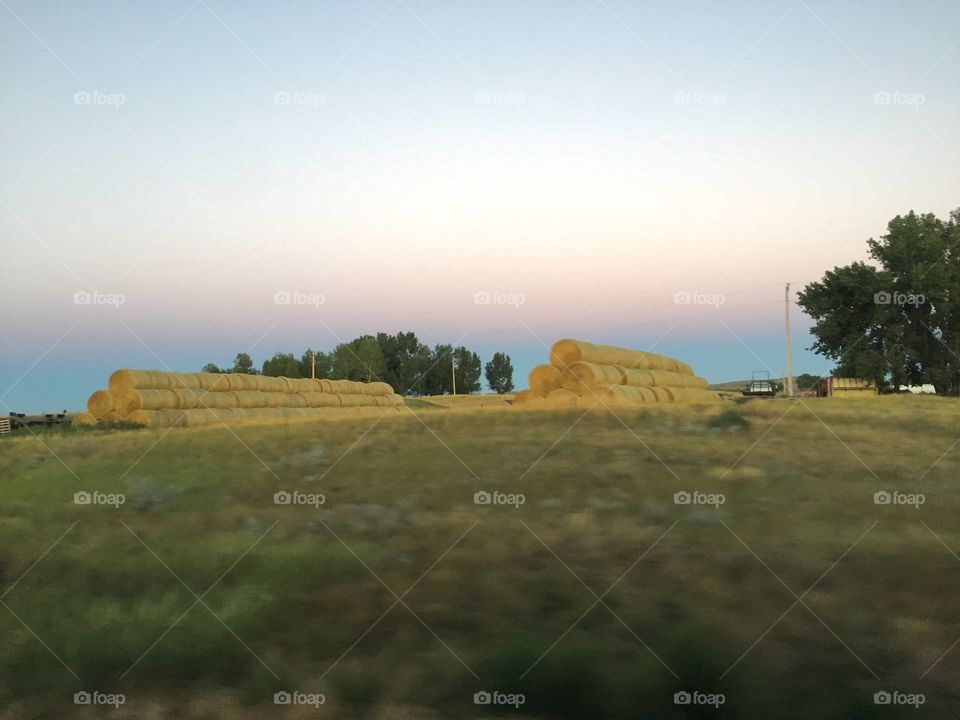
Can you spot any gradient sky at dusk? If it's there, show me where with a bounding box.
[2,0,959,411]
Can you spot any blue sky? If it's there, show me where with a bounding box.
[2,0,959,411]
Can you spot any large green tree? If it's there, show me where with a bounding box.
[230,352,257,374]
[262,352,301,378]
[798,209,960,394]
[484,352,515,394]
[453,346,482,394]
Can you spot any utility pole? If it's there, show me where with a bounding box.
[310,350,316,380]
[451,352,457,395]
[785,283,794,397]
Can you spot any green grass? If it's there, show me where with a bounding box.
[0,396,957,718]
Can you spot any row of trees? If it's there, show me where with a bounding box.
[203,331,516,395]
[799,208,959,395]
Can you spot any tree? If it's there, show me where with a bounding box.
[201,363,222,373]
[262,352,300,378]
[453,346,482,394]
[376,331,431,395]
[298,349,332,379]
[231,352,257,374]
[798,209,960,394]
[426,344,454,395]
[330,336,385,382]
[794,373,822,392]
[485,352,515,393]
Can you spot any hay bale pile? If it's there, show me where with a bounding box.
[83,370,404,428]
[516,339,720,408]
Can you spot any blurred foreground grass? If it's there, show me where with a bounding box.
[1,396,958,718]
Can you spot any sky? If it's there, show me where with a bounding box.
[1,0,959,412]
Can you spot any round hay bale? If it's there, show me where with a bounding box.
[252,375,283,392]
[358,381,394,396]
[283,393,308,408]
[570,362,626,388]
[549,339,692,375]
[108,369,154,393]
[87,390,114,419]
[196,373,230,391]
[529,365,562,395]
[115,388,180,415]
[543,388,580,408]
[166,372,201,390]
[231,391,269,408]
[559,370,587,394]
[301,392,341,408]
[512,390,537,405]
[337,394,377,407]
[649,386,672,402]
[72,412,97,426]
[127,410,153,427]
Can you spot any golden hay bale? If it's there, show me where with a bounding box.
[101,411,122,422]
[108,369,156,392]
[512,390,537,405]
[253,375,286,393]
[620,368,709,389]
[230,391,270,408]
[127,409,187,428]
[286,378,321,393]
[300,392,342,408]
[648,386,672,402]
[86,390,115,419]
[174,389,239,409]
[166,372,201,390]
[549,339,691,374]
[543,388,581,408]
[559,370,587,394]
[115,388,180,415]
[529,365,562,395]
[359,381,394,396]
[196,372,231,391]
[283,393,308,408]
[569,362,626,388]
[72,412,97,426]
[338,393,377,407]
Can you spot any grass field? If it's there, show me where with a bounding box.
[1,396,958,718]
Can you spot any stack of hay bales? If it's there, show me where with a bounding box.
[516,339,720,408]
[82,370,404,428]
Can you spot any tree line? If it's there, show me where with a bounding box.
[800,207,959,395]
[202,331,515,395]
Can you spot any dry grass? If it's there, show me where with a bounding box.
[1,395,957,718]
